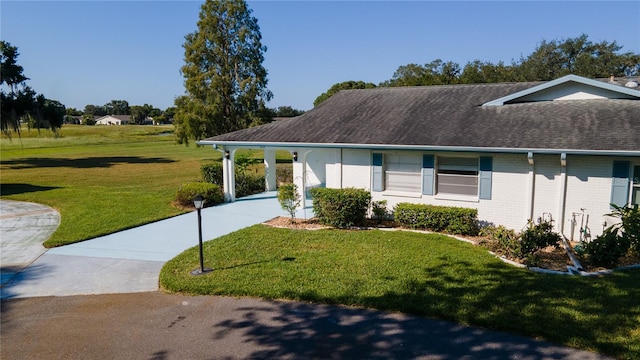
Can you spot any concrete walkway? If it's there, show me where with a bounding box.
[0,192,284,299]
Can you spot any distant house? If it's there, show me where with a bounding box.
[95,115,131,125]
[199,75,640,238]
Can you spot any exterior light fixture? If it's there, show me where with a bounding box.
[224,150,230,159]
[293,152,298,161]
[191,195,212,276]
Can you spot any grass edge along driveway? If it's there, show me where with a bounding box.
[160,225,640,360]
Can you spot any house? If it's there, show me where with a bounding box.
[95,115,131,125]
[198,75,640,239]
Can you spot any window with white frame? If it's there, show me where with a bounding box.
[384,153,422,193]
[436,157,479,196]
[633,165,640,205]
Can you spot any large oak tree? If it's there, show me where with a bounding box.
[174,0,272,144]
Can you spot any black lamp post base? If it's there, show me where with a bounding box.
[190,267,213,276]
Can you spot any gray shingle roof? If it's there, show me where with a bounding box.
[202,81,640,153]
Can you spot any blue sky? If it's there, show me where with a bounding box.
[2,1,639,111]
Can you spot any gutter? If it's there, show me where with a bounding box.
[197,140,640,157]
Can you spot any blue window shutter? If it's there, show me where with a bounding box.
[422,155,434,195]
[372,153,383,192]
[610,161,630,207]
[478,157,492,200]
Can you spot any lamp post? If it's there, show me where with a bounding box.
[191,195,212,276]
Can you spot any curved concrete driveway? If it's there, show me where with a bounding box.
[1,192,284,299]
[0,200,60,286]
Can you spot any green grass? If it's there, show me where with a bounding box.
[161,225,640,360]
[1,125,292,247]
[1,125,221,247]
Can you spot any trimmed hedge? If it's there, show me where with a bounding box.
[200,162,265,198]
[393,203,479,236]
[310,187,371,228]
[201,162,223,186]
[175,182,224,208]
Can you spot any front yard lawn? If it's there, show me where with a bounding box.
[160,225,640,360]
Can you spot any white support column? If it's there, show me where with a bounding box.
[264,148,277,191]
[292,150,305,210]
[222,149,237,202]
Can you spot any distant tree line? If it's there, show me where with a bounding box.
[314,34,640,106]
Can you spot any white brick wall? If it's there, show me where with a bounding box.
[298,147,638,238]
[341,149,372,189]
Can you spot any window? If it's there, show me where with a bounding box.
[384,153,421,193]
[371,153,492,199]
[633,166,640,205]
[437,157,479,196]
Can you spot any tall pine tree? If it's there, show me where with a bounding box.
[174,0,272,144]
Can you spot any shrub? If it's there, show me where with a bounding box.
[479,225,520,257]
[200,162,265,198]
[583,228,631,268]
[581,204,639,268]
[201,162,223,186]
[278,183,300,221]
[608,204,640,254]
[393,203,479,236]
[519,218,562,257]
[236,173,265,198]
[310,188,371,228]
[370,200,388,224]
[175,182,224,208]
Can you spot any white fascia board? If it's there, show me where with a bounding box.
[482,74,640,106]
[197,140,640,157]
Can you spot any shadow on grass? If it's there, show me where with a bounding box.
[0,183,60,196]
[1,156,175,169]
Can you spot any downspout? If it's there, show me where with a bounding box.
[527,152,535,221]
[558,153,567,235]
[337,148,343,189]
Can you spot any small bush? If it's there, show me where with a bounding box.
[175,182,224,208]
[583,228,630,268]
[370,200,388,224]
[236,173,265,198]
[393,203,479,236]
[200,162,265,198]
[479,225,519,257]
[609,204,640,254]
[311,188,371,228]
[519,218,562,257]
[201,163,223,186]
[278,183,300,221]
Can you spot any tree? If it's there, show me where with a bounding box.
[313,80,377,107]
[1,41,30,136]
[104,99,130,115]
[130,103,155,124]
[1,41,64,136]
[83,104,106,117]
[174,0,272,144]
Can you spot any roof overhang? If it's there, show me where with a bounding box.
[197,140,640,157]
